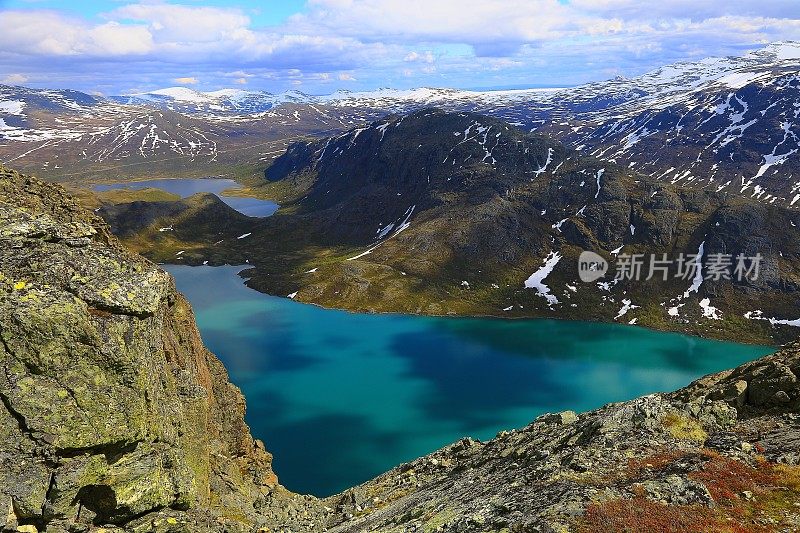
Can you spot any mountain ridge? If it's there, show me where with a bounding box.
[3,40,800,208]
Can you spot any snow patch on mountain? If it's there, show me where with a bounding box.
[0,100,25,115]
[524,251,562,306]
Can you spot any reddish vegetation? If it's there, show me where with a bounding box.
[688,452,776,503]
[581,497,769,533]
[580,450,800,533]
[624,449,691,480]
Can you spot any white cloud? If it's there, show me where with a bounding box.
[0,1,798,93]
[2,73,29,85]
[87,21,153,55]
[108,4,251,44]
[226,70,254,79]
[404,50,435,63]
[174,77,199,85]
[0,11,153,57]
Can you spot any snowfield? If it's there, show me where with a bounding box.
[524,251,562,306]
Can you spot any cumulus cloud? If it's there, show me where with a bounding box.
[0,11,154,57]
[404,51,435,63]
[173,77,199,85]
[2,73,29,85]
[108,3,250,43]
[0,0,797,93]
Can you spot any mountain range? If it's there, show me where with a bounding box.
[2,41,800,205]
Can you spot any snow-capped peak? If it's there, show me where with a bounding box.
[204,88,260,100]
[139,87,209,103]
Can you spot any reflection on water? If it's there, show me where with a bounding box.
[93,178,278,217]
[165,264,774,497]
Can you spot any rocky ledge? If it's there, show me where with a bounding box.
[0,165,322,532]
[1,163,799,533]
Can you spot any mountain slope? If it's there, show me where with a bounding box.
[0,92,352,183]
[102,109,800,344]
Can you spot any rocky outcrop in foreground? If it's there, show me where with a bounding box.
[0,165,321,532]
[2,163,800,532]
[329,345,800,532]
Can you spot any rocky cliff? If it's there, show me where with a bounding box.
[2,164,800,533]
[0,165,321,532]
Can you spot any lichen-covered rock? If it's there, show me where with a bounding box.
[0,166,320,531]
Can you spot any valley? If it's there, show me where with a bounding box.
[95,108,800,344]
[3,45,800,345]
[2,23,800,531]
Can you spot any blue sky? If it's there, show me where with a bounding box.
[0,0,307,26]
[0,0,798,95]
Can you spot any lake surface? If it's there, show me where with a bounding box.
[94,178,278,217]
[165,264,774,497]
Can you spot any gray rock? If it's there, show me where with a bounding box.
[642,475,714,506]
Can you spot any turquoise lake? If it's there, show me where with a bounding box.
[165,264,774,497]
[94,178,279,217]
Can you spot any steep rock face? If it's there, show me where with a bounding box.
[0,165,318,532]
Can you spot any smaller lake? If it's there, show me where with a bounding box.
[165,264,775,497]
[93,178,279,217]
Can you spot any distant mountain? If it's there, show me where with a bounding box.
[1,41,799,202]
[110,87,316,115]
[0,85,357,181]
[110,41,800,121]
[537,41,800,207]
[0,84,104,131]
